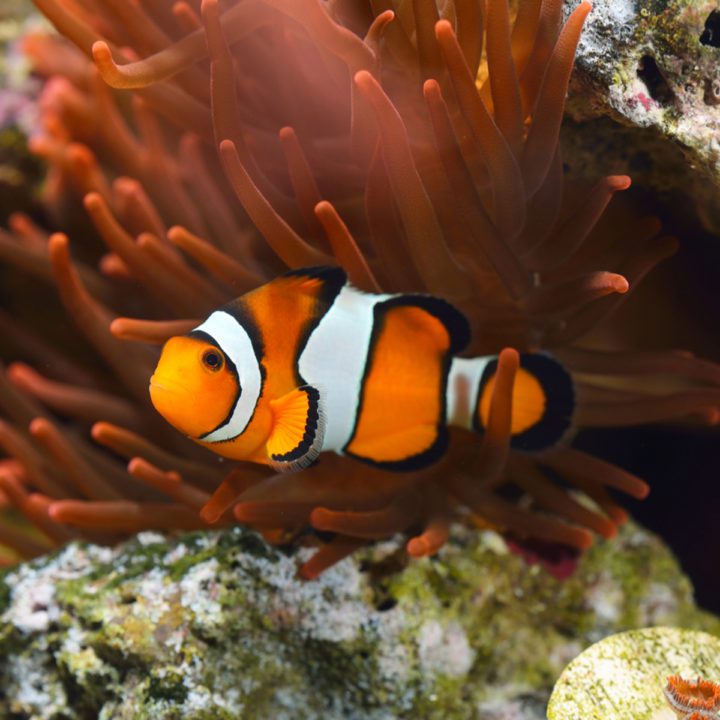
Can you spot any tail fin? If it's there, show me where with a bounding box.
[447,352,575,451]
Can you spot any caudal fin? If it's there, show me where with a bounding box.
[477,352,575,450]
[447,352,575,451]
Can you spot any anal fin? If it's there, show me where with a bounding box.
[267,385,325,472]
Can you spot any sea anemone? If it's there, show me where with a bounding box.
[1,0,719,578]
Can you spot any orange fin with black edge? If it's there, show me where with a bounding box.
[267,385,325,472]
[475,352,575,451]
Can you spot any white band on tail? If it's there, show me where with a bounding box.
[446,357,492,429]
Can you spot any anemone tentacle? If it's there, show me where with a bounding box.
[1,0,718,577]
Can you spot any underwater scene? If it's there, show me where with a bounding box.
[0,0,719,717]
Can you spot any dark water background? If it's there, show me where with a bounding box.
[577,425,720,614]
[577,188,720,615]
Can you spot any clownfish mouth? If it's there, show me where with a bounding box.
[149,375,198,437]
[148,375,187,417]
[149,375,187,394]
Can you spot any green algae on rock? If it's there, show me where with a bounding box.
[547,626,720,720]
[0,521,718,720]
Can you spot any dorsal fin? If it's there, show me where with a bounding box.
[219,266,348,398]
[280,265,347,301]
[377,294,470,354]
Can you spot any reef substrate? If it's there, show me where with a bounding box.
[0,522,717,719]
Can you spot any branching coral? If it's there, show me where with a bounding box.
[1,0,719,577]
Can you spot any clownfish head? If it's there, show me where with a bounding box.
[149,311,264,444]
[150,334,239,439]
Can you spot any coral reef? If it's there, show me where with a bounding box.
[0,0,719,578]
[1,522,717,719]
[564,0,720,234]
[548,626,720,720]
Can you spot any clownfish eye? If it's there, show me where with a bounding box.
[201,348,224,372]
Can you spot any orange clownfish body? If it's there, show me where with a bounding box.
[150,267,575,472]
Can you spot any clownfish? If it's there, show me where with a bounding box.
[149,267,574,472]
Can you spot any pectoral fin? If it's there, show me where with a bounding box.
[267,385,325,472]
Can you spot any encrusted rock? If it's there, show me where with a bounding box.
[0,0,43,222]
[562,0,720,232]
[0,522,718,719]
[547,626,720,719]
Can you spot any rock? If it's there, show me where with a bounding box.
[547,626,720,719]
[0,0,43,224]
[0,522,718,719]
[562,0,720,233]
